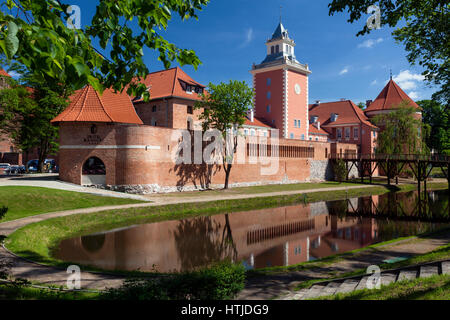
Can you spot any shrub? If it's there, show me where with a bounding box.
[333,160,347,182]
[101,261,246,300]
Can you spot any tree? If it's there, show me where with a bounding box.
[417,99,450,155]
[0,74,71,172]
[0,0,209,100]
[357,102,365,110]
[195,80,254,189]
[328,1,450,105]
[372,101,430,155]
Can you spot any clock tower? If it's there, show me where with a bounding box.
[250,21,311,139]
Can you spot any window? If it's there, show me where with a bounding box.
[353,127,359,139]
[267,91,271,99]
[373,131,376,137]
[315,137,319,141]
[82,157,106,175]
[267,78,271,86]
[250,129,256,136]
[297,119,300,128]
[301,134,305,140]
[309,136,312,141]
[345,127,350,139]
[152,105,157,112]
[276,45,279,53]
[271,46,274,54]
[290,133,294,139]
[266,105,271,113]
[263,131,267,137]
[294,120,297,127]
[337,128,342,139]
[244,129,248,136]
[187,106,193,114]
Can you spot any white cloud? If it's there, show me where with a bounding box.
[370,80,378,86]
[239,28,254,48]
[339,66,349,75]
[408,91,420,100]
[358,38,383,48]
[392,70,425,90]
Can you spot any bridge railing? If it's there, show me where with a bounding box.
[328,153,450,162]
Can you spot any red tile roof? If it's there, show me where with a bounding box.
[0,69,11,77]
[51,86,143,124]
[309,100,376,128]
[309,123,329,135]
[244,116,273,128]
[133,67,205,102]
[365,79,420,112]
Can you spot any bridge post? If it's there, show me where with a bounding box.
[417,161,421,195]
[387,160,391,186]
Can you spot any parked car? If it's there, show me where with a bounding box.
[26,159,58,173]
[0,163,11,175]
[26,159,39,173]
[6,165,26,175]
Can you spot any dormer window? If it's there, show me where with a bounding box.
[331,113,339,122]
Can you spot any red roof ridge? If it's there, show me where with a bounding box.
[171,67,179,96]
[95,87,114,122]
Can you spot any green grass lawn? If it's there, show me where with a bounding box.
[0,186,146,222]
[0,284,99,300]
[150,181,364,198]
[316,274,450,300]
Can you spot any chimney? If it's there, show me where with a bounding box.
[340,98,346,101]
[250,108,254,122]
[317,121,320,131]
[366,100,372,107]
[315,100,321,105]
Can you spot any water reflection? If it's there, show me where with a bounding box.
[56,189,449,272]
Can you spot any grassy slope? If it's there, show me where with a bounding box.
[0,186,145,222]
[157,181,362,198]
[5,182,448,275]
[317,274,450,300]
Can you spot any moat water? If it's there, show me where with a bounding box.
[56,189,450,273]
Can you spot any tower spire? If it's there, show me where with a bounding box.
[390,69,393,80]
[280,5,282,23]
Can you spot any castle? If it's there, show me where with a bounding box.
[1,21,421,192]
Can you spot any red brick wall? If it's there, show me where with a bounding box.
[57,122,357,188]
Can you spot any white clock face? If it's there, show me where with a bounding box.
[294,84,301,95]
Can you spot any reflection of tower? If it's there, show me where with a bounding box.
[250,20,311,139]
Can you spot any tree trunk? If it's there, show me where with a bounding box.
[224,164,232,189]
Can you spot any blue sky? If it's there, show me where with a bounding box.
[10,0,438,104]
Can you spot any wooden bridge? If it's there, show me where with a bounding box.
[329,153,450,193]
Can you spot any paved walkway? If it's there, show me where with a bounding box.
[278,259,450,300]
[0,177,448,295]
[237,230,450,300]
[0,174,149,201]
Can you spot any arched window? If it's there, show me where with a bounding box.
[276,45,279,53]
[82,157,106,175]
[267,91,271,99]
[271,46,274,54]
